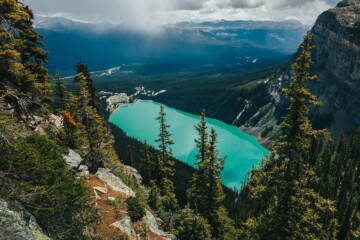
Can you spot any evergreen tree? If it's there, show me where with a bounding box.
[73,64,118,171]
[239,32,337,239]
[83,105,109,171]
[74,61,99,111]
[270,31,326,169]
[0,0,51,107]
[54,72,68,110]
[155,104,177,208]
[140,141,153,186]
[127,144,134,166]
[206,129,229,238]
[174,206,212,240]
[188,111,236,239]
[18,5,52,101]
[188,110,209,213]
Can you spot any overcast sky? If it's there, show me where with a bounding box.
[24,0,339,32]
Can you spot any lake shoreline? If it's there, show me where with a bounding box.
[109,100,270,149]
[109,100,268,190]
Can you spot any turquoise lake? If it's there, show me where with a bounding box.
[110,100,268,190]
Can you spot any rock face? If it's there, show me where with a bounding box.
[110,216,133,238]
[310,0,360,134]
[143,210,175,240]
[96,168,135,197]
[240,0,360,142]
[0,199,51,240]
[124,165,143,183]
[63,149,83,169]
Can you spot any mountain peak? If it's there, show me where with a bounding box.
[337,0,360,7]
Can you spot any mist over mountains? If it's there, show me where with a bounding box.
[35,16,307,75]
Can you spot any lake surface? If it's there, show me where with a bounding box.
[110,100,268,190]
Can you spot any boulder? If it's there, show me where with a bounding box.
[110,215,133,238]
[63,150,82,169]
[93,187,108,194]
[33,115,43,124]
[143,210,175,240]
[78,165,89,179]
[78,165,88,171]
[96,168,135,197]
[0,199,51,240]
[124,165,143,183]
[48,114,63,128]
[34,125,46,135]
[93,190,101,201]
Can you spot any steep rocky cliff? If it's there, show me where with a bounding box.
[311,0,360,134]
[240,0,360,143]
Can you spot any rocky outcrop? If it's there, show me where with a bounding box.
[110,216,134,238]
[310,0,360,135]
[0,199,51,240]
[124,165,143,183]
[64,149,83,169]
[143,210,175,240]
[240,0,360,141]
[96,168,135,197]
[34,114,63,135]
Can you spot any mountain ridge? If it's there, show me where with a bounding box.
[240,0,360,142]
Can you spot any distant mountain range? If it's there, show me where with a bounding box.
[35,17,308,75]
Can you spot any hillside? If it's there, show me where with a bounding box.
[240,0,360,143]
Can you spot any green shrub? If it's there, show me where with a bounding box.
[134,221,148,238]
[174,206,212,240]
[113,196,127,218]
[108,232,130,240]
[126,196,146,222]
[0,134,96,239]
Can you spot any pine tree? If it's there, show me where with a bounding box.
[74,61,99,111]
[239,32,338,239]
[18,5,52,101]
[54,72,68,110]
[140,141,153,186]
[268,32,336,239]
[188,111,236,239]
[0,0,51,108]
[188,110,209,213]
[174,206,212,240]
[270,31,326,168]
[73,64,118,171]
[126,144,134,166]
[155,104,177,208]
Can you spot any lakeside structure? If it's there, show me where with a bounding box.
[106,93,131,112]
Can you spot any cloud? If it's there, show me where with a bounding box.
[226,0,265,9]
[175,0,207,10]
[24,0,339,33]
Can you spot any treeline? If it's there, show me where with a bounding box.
[235,33,359,239]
